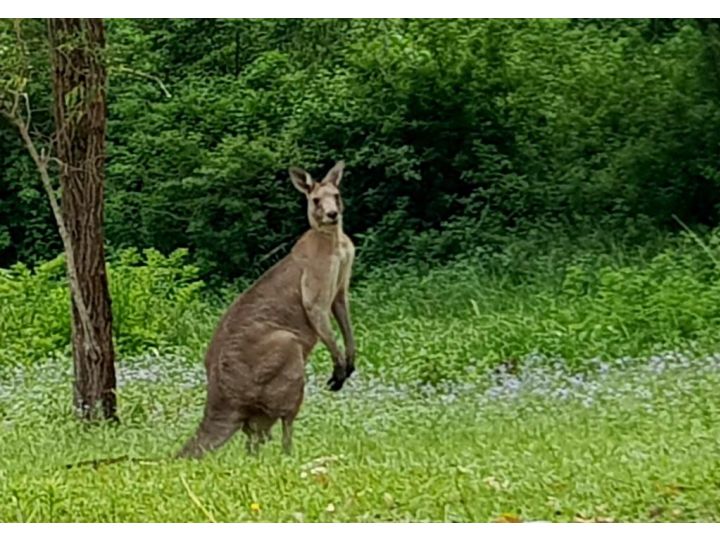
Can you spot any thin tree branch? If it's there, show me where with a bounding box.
[112,66,172,98]
[21,92,31,131]
[8,106,96,356]
[6,90,21,119]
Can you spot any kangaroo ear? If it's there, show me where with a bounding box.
[289,166,313,194]
[322,160,345,187]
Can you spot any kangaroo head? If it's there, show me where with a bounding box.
[289,161,345,231]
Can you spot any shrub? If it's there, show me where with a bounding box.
[0,248,214,366]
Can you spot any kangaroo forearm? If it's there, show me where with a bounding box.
[307,308,344,362]
[332,299,355,357]
[320,329,343,360]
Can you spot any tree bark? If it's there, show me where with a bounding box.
[48,18,117,421]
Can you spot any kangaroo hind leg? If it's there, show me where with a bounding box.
[242,415,276,455]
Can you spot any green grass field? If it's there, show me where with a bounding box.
[2,351,720,522]
[3,232,720,522]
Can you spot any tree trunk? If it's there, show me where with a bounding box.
[48,18,117,421]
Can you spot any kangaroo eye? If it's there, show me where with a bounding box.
[312,198,320,205]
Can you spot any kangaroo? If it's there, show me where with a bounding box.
[177,161,356,458]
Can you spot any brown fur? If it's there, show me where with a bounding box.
[177,161,355,458]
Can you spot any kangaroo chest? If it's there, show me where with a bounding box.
[334,238,354,288]
[294,230,353,308]
[317,240,353,304]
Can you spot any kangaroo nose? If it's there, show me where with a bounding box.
[327,211,338,220]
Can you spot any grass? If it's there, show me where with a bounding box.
[6,228,720,380]
[3,229,720,521]
[350,229,720,380]
[2,351,720,522]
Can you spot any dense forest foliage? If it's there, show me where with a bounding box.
[2,19,720,281]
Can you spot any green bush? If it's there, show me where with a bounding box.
[3,228,720,380]
[0,255,70,364]
[0,248,213,366]
[107,247,214,355]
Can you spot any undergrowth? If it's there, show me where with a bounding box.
[2,229,720,383]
